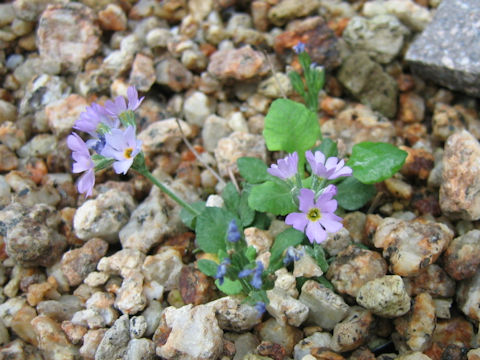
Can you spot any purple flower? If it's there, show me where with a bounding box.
[239,261,264,289]
[285,186,343,244]
[227,220,241,243]
[67,133,95,197]
[74,102,118,135]
[101,126,142,175]
[267,152,298,180]
[305,150,352,180]
[104,86,144,118]
[215,258,231,285]
[293,42,306,54]
[283,246,303,265]
[254,301,266,316]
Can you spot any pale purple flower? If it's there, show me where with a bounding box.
[104,86,144,118]
[239,261,264,289]
[293,41,306,54]
[267,152,298,180]
[74,102,118,135]
[101,126,142,175]
[227,220,241,243]
[305,150,352,180]
[255,301,266,316]
[215,258,231,285]
[67,132,95,197]
[285,186,343,244]
[283,246,303,265]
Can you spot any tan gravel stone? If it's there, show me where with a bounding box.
[331,306,373,352]
[443,229,480,280]
[405,293,436,351]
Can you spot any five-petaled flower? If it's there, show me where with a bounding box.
[267,151,299,180]
[286,186,343,244]
[306,150,352,180]
[238,261,264,289]
[101,126,142,175]
[67,133,95,197]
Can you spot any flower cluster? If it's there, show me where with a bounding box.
[268,150,352,244]
[67,87,144,197]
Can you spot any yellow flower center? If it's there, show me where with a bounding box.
[124,147,133,159]
[307,207,322,222]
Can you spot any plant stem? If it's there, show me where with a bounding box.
[140,169,201,217]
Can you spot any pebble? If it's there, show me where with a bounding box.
[0,4,15,27]
[0,122,26,152]
[424,317,473,359]
[326,245,388,297]
[384,177,413,201]
[129,53,156,92]
[322,105,395,154]
[373,217,453,277]
[45,94,88,137]
[214,131,266,177]
[403,264,455,298]
[443,230,480,281]
[274,268,299,298]
[98,249,145,279]
[10,303,38,345]
[0,99,17,123]
[266,288,309,327]
[362,0,432,32]
[208,45,269,81]
[201,115,232,153]
[17,134,57,159]
[73,189,135,243]
[141,300,163,337]
[60,238,108,287]
[331,306,373,352]
[98,4,127,31]
[0,145,17,171]
[36,3,101,72]
[440,130,480,220]
[405,293,436,351]
[207,296,262,332]
[129,315,147,339]
[258,73,292,99]
[432,103,467,141]
[36,296,84,322]
[142,248,184,291]
[293,332,332,360]
[61,321,87,346]
[293,250,323,278]
[154,304,223,360]
[138,118,193,156]
[155,55,193,92]
[183,91,216,127]
[31,315,79,359]
[125,338,156,360]
[298,280,349,330]
[179,266,214,305]
[400,146,435,181]
[457,269,480,322]
[356,275,411,318]
[268,0,319,26]
[115,270,147,315]
[79,328,107,359]
[343,15,409,64]
[95,314,130,360]
[255,317,303,357]
[338,51,398,118]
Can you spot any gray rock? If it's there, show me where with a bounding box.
[73,189,135,243]
[299,280,349,330]
[125,338,156,360]
[232,333,259,360]
[130,316,147,339]
[207,296,262,332]
[457,269,480,321]
[95,314,130,360]
[201,115,232,153]
[36,296,84,322]
[293,332,332,360]
[338,51,398,117]
[266,288,309,327]
[154,304,223,360]
[356,275,411,318]
[405,0,480,97]
[155,56,193,92]
[440,130,480,220]
[141,300,163,337]
[343,15,409,64]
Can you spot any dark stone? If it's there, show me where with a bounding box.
[405,0,480,97]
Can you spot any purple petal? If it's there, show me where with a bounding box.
[305,221,327,244]
[319,199,338,213]
[72,155,94,173]
[100,145,123,160]
[298,188,315,213]
[124,126,137,148]
[77,169,95,197]
[67,133,88,154]
[127,86,144,111]
[320,213,343,233]
[285,212,308,232]
[104,128,126,151]
[113,159,133,175]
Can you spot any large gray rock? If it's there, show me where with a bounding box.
[406,0,480,97]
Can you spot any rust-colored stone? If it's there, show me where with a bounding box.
[311,348,345,360]
[424,317,473,360]
[257,341,287,360]
[400,146,434,181]
[179,266,215,305]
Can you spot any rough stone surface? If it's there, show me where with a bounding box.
[255,318,303,357]
[266,288,309,327]
[373,218,453,277]
[37,3,101,72]
[443,230,480,280]
[405,0,480,97]
[207,296,262,332]
[31,315,79,359]
[330,306,373,352]
[293,332,332,360]
[138,118,193,156]
[356,275,411,318]
[142,248,184,291]
[338,51,398,118]
[440,130,480,221]
[405,293,436,351]
[343,15,409,64]
[298,280,349,330]
[201,115,232,153]
[155,56,193,92]
[129,53,156,92]
[403,264,456,298]
[267,0,319,26]
[153,304,223,360]
[95,314,130,360]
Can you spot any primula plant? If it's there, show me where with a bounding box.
[67,43,407,314]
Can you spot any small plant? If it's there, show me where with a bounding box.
[67,43,407,314]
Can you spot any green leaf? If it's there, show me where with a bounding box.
[336,176,376,211]
[263,99,320,157]
[180,201,206,229]
[222,182,240,213]
[316,276,334,290]
[251,212,271,230]
[268,228,304,272]
[216,278,243,295]
[239,188,256,227]
[306,244,329,272]
[197,259,218,277]
[317,138,338,158]
[237,157,270,184]
[245,246,257,262]
[248,181,297,216]
[195,207,236,253]
[288,71,306,98]
[348,142,408,184]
